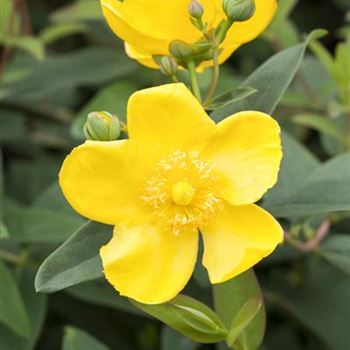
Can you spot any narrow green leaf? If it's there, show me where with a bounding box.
[0,262,30,337]
[319,234,350,276]
[5,36,45,61]
[0,269,47,350]
[212,29,327,121]
[132,294,227,343]
[206,87,257,111]
[214,270,266,350]
[35,221,112,293]
[40,23,88,44]
[226,298,262,348]
[62,327,111,350]
[66,280,145,317]
[266,153,350,217]
[0,222,9,239]
[263,131,320,210]
[293,114,344,140]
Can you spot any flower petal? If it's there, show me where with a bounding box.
[128,83,216,152]
[203,111,282,205]
[223,0,277,46]
[201,203,283,284]
[59,140,158,225]
[100,224,198,304]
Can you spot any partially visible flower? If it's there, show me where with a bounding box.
[100,0,277,70]
[59,83,283,304]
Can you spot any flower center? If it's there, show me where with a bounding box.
[140,150,223,235]
[171,180,196,206]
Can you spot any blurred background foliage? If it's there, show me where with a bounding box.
[0,0,349,349]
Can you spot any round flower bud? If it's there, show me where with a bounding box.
[189,0,204,19]
[159,56,178,76]
[223,0,256,22]
[83,111,121,141]
[169,40,195,59]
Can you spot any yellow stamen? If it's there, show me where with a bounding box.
[172,181,196,206]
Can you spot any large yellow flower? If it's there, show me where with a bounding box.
[100,0,277,69]
[59,83,283,304]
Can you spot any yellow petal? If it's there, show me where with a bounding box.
[100,224,198,304]
[59,140,158,225]
[223,0,277,47]
[203,111,282,205]
[128,83,216,152]
[201,203,283,284]
[125,43,159,69]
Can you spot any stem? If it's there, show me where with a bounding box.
[187,61,202,103]
[171,74,180,83]
[203,48,220,106]
[284,218,331,253]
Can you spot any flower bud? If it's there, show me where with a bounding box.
[83,111,121,141]
[189,0,204,19]
[169,40,195,59]
[159,56,178,76]
[223,0,255,22]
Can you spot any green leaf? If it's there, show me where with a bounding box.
[212,29,327,121]
[3,47,138,102]
[263,131,320,211]
[206,87,257,111]
[266,153,350,217]
[71,81,137,139]
[226,298,262,348]
[214,270,266,350]
[4,36,45,61]
[40,23,88,44]
[132,295,227,343]
[319,234,350,276]
[0,269,47,350]
[35,221,112,293]
[3,199,84,243]
[293,114,344,140]
[0,222,9,239]
[274,258,350,350]
[51,0,103,23]
[62,326,111,350]
[66,279,145,317]
[0,262,30,337]
[161,327,199,350]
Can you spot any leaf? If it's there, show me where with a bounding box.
[51,0,103,23]
[319,234,350,276]
[0,222,9,239]
[214,270,266,350]
[71,81,137,139]
[62,327,111,350]
[132,295,227,343]
[293,114,344,140]
[226,298,262,348]
[212,29,327,121]
[0,269,47,350]
[35,221,112,293]
[66,279,145,317]
[161,327,199,350]
[4,36,45,61]
[266,152,350,217]
[206,87,257,111]
[274,258,350,350]
[3,199,84,243]
[0,262,30,337]
[40,23,88,44]
[263,131,320,211]
[3,47,138,102]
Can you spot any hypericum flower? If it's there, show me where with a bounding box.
[100,0,277,69]
[59,83,283,304]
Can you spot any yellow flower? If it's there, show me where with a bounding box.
[59,83,283,304]
[100,0,277,69]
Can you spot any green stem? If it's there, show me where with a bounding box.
[171,74,180,83]
[187,61,202,103]
[204,49,220,106]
